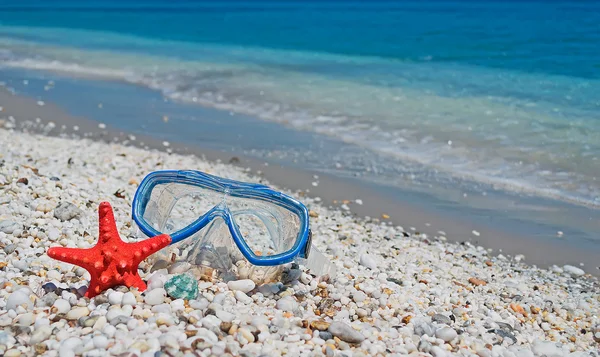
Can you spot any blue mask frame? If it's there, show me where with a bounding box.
[132,170,312,267]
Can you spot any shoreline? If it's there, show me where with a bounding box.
[1,77,599,276]
[0,84,599,357]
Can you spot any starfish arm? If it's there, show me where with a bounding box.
[97,201,120,244]
[84,275,102,298]
[47,246,100,272]
[123,273,147,292]
[126,234,172,266]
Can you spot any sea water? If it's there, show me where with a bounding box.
[0,1,599,210]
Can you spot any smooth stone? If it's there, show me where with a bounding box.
[563,265,585,277]
[201,315,222,331]
[352,291,367,303]
[106,307,127,321]
[319,331,333,340]
[66,307,90,320]
[81,316,99,328]
[7,290,33,311]
[156,313,175,326]
[4,349,21,357]
[16,312,35,326]
[532,340,563,357]
[108,291,124,305]
[144,288,166,306]
[30,325,53,344]
[328,322,366,344]
[276,296,298,312]
[234,290,253,305]
[40,286,61,303]
[432,314,453,325]
[414,320,436,337]
[53,202,83,221]
[53,299,71,314]
[0,220,21,234]
[122,292,137,306]
[359,254,378,270]
[4,243,17,254]
[435,327,458,342]
[47,227,61,241]
[216,310,235,323]
[59,337,82,357]
[227,279,255,293]
[110,316,131,326]
[92,335,109,349]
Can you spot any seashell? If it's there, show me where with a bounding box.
[164,274,199,300]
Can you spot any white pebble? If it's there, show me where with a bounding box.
[66,307,89,320]
[6,290,33,311]
[227,279,255,293]
[435,327,457,342]
[144,288,166,305]
[52,299,71,314]
[92,335,109,349]
[235,290,254,304]
[563,265,585,277]
[108,291,124,305]
[276,296,298,312]
[359,254,378,270]
[122,292,137,306]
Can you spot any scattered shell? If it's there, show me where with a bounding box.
[164,274,199,300]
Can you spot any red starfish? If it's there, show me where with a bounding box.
[48,201,171,298]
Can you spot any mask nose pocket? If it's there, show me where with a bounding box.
[179,218,238,278]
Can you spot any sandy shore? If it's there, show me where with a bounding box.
[1,80,599,276]
[1,102,599,355]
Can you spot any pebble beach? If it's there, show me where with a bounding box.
[0,123,598,357]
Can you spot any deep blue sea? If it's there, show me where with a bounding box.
[1,0,600,209]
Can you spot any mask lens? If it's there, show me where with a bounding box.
[227,196,301,256]
[142,183,223,235]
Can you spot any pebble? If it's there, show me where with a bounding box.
[563,265,585,277]
[0,220,21,234]
[122,292,137,306]
[227,279,256,293]
[531,340,563,357]
[108,291,124,305]
[435,327,457,342]
[276,296,298,311]
[234,290,253,304]
[414,320,436,337]
[66,307,90,320]
[359,254,378,270]
[328,322,366,344]
[4,349,21,357]
[144,288,166,305]
[59,337,82,357]
[53,299,71,314]
[92,335,109,349]
[6,290,33,311]
[16,312,35,326]
[53,201,83,221]
[30,325,53,344]
[47,227,61,241]
[0,127,596,357]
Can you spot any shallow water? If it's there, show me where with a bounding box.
[1,2,599,208]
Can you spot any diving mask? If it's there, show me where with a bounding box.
[132,170,336,283]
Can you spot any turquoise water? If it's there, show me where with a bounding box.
[1,1,600,207]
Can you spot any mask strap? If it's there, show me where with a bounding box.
[296,246,337,278]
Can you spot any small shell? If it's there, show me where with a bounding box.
[164,274,199,300]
